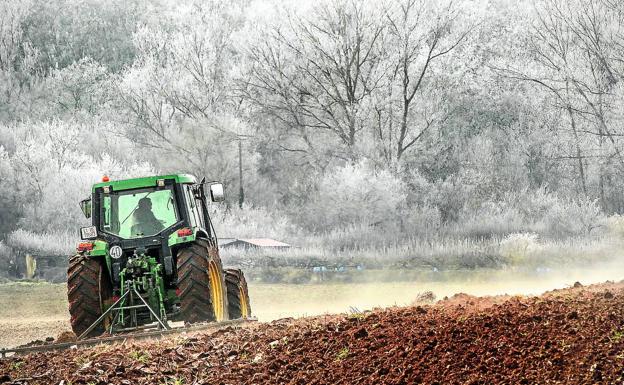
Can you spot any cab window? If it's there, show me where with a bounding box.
[101,187,178,238]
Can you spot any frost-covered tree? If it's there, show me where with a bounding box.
[243,0,387,165]
[376,0,475,165]
[0,0,621,254]
[0,120,154,236]
[114,1,250,189]
[304,161,408,230]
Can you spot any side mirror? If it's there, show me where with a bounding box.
[209,183,225,202]
[79,198,92,219]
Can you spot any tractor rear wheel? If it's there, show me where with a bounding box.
[177,239,229,323]
[225,269,252,319]
[67,254,112,338]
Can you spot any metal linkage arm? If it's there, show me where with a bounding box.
[78,289,132,340]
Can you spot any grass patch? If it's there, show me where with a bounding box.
[160,379,184,385]
[129,350,150,363]
[611,329,624,343]
[336,347,349,360]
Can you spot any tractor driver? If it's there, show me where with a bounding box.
[131,197,164,236]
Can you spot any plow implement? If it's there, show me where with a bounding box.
[0,317,257,358]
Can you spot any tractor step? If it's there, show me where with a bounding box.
[0,317,257,358]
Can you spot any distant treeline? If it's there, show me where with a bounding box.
[1,0,624,266]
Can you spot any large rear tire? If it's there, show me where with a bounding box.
[67,254,112,338]
[177,239,229,323]
[225,268,252,319]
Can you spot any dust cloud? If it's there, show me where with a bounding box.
[249,260,624,321]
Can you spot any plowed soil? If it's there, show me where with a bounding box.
[2,281,624,384]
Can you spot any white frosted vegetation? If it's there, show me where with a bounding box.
[0,0,623,277]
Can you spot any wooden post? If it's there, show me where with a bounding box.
[25,253,37,279]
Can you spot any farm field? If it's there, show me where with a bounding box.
[2,279,624,383]
[1,263,624,348]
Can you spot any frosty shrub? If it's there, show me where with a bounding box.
[452,201,525,238]
[426,171,482,223]
[455,189,605,239]
[210,204,298,241]
[401,205,442,239]
[0,241,11,259]
[603,215,624,237]
[499,232,539,266]
[0,241,12,277]
[527,236,624,266]
[304,162,407,232]
[7,229,75,255]
[315,223,402,251]
[521,190,604,238]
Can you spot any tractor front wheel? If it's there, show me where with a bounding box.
[225,268,252,319]
[177,239,229,324]
[67,254,112,338]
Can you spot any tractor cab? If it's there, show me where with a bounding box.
[80,174,223,242]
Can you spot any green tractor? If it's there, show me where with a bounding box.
[68,174,251,338]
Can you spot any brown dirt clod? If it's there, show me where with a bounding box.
[55,331,77,344]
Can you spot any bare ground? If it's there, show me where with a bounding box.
[2,281,624,384]
[0,283,69,348]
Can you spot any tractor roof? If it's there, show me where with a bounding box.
[92,174,197,192]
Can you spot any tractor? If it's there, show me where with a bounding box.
[68,174,251,338]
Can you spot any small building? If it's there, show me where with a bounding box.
[220,238,291,250]
[218,238,238,248]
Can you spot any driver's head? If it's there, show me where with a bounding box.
[138,197,152,211]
